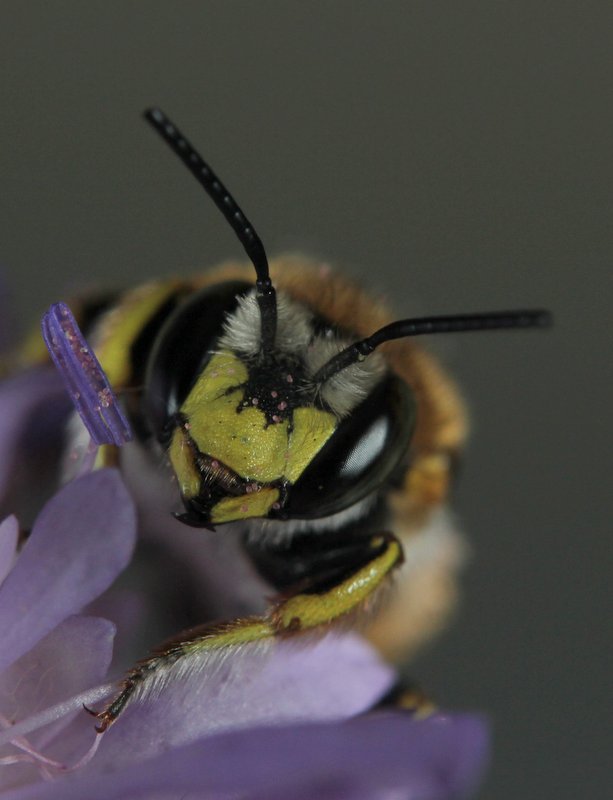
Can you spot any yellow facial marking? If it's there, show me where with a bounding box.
[284,407,336,483]
[169,428,201,499]
[211,487,280,524]
[181,351,336,487]
[182,352,285,482]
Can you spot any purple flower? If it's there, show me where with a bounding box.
[0,469,136,790]
[0,320,490,797]
[6,713,489,800]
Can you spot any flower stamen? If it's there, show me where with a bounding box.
[0,711,103,778]
[41,302,132,446]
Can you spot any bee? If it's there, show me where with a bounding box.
[42,109,550,732]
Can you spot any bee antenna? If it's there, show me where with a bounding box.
[143,107,277,354]
[313,309,552,384]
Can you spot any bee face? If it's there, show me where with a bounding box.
[143,280,417,527]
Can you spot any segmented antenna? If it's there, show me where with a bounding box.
[143,107,277,354]
[313,309,552,384]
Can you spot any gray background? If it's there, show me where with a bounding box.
[1,2,610,797]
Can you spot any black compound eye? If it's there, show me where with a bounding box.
[144,280,251,442]
[282,375,416,519]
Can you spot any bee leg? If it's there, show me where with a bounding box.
[92,532,403,732]
[269,531,403,634]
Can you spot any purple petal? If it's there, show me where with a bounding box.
[0,615,115,756]
[93,634,395,768]
[0,515,18,585]
[3,713,489,800]
[41,303,132,446]
[0,368,70,506]
[84,586,149,669]
[0,470,136,672]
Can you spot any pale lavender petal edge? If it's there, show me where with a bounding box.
[2,713,490,800]
[0,470,136,672]
[0,615,116,751]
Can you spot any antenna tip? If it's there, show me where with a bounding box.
[143,107,165,125]
[533,310,553,328]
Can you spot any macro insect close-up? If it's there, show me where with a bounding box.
[44,107,551,733]
[0,104,552,798]
[1,6,609,798]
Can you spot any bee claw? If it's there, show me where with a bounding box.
[83,702,113,733]
[94,720,109,734]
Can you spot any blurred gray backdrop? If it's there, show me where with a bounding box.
[1,2,610,797]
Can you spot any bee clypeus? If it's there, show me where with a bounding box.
[43,109,549,732]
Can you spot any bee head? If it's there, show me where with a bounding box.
[142,108,550,529]
[144,279,416,527]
